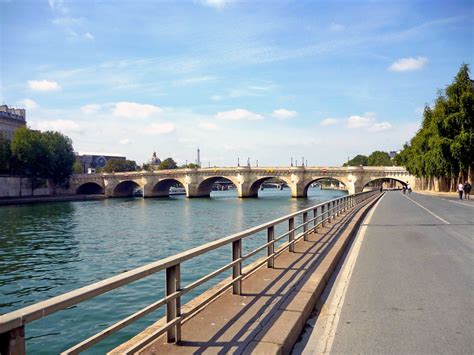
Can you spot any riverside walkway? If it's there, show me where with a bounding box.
[297,191,474,354]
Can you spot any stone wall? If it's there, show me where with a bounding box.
[0,176,71,198]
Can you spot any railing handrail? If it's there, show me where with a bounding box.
[0,190,380,353]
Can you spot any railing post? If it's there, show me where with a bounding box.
[289,217,295,252]
[166,264,181,343]
[267,226,274,268]
[321,205,325,227]
[303,212,308,241]
[313,207,318,233]
[232,239,242,294]
[0,326,26,355]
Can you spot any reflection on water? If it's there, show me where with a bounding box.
[0,188,346,354]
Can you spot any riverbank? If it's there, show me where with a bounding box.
[0,194,107,206]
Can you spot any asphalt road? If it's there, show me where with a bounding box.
[312,191,473,354]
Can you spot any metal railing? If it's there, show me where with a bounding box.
[0,190,380,354]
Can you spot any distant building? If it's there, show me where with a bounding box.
[0,105,27,140]
[389,151,399,159]
[75,153,126,173]
[148,151,162,169]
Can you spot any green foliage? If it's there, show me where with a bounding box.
[103,159,137,173]
[73,161,84,174]
[398,64,474,180]
[158,157,178,170]
[141,163,152,171]
[343,154,368,166]
[10,127,76,191]
[0,133,12,173]
[367,151,393,166]
[11,127,51,181]
[43,131,75,188]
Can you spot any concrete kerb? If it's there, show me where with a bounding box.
[110,193,382,354]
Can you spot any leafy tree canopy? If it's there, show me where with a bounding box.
[398,64,474,180]
[103,159,138,173]
[343,154,368,166]
[367,151,393,166]
[158,157,178,170]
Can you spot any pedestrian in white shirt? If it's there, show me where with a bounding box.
[458,182,464,200]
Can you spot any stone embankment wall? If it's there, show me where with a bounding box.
[0,176,70,198]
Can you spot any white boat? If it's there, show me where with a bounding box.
[169,187,186,195]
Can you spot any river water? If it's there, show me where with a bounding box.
[0,188,346,354]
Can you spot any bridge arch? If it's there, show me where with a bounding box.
[248,176,292,197]
[194,176,240,197]
[76,182,104,195]
[363,177,407,191]
[112,180,143,198]
[302,177,348,196]
[150,178,187,197]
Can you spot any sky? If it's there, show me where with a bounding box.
[1,0,473,166]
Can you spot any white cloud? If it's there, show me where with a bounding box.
[215,108,264,121]
[346,113,376,128]
[272,108,297,120]
[48,0,67,13]
[320,118,339,126]
[27,80,61,92]
[173,76,215,86]
[200,0,233,9]
[367,121,393,132]
[119,138,131,145]
[211,95,222,101]
[143,123,175,135]
[33,120,82,133]
[81,104,101,115]
[84,32,94,40]
[329,23,345,32]
[113,102,163,118]
[18,98,38,110]
[388,57,428,72]
[198,122,219,130]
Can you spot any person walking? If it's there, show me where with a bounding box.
[463,181,471,200]
[458,182,464,200]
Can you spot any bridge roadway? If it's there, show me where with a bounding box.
[70,166,415,198]
[297,191,474,354]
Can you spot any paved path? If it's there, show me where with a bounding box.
[297,191,473,354]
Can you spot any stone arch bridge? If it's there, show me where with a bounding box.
[70,166,416,198]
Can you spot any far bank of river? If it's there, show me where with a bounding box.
[0,187,346,354]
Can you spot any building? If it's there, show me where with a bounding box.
[148,151,162,170]
[75,153,126,173]
[0,105,27,140]
[389,151,399,159]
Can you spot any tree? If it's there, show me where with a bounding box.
[11,127,51,193]
[343,154,368,167]
[0,133,12,173]
[396,64,474,190]
[43,131,75,192]
[73,161,84,174]
[103,159,138,173]
[158,158,178,170]
[367,151,393,166]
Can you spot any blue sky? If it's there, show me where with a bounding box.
[1,0,473,166]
